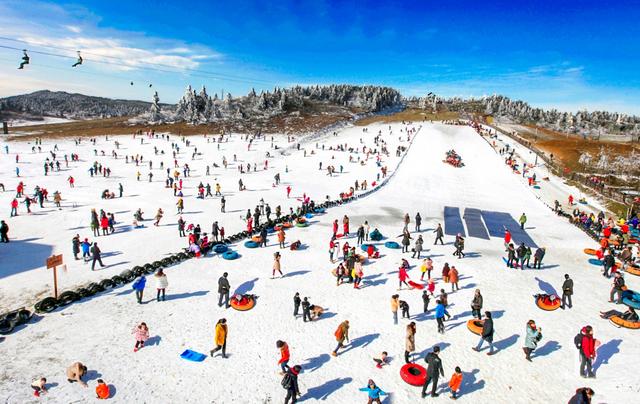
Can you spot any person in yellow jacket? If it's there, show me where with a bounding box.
[210,318,228,358]
[391,295,400,325]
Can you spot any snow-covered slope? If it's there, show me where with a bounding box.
[0,123,636,403]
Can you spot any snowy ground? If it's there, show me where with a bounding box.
[0,122,637,403]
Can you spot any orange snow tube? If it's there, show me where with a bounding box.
[230,294,256,311]
[626,266,640,276]
[400,363,427,386]
[467,319,484,335]
[252,235,263,243]
[609,315,640,329]
[274,223,293,231]
[583,248,597,256]
[536,294,561,311]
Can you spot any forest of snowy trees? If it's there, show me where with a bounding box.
[409,93,640,138]
[150,84,402,124]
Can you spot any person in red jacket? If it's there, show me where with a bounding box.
[286,186,292,198]
[398,266,410,289]
[10,198,18,216]
[276,340,290,373]
[100,215,109,236]
[575,326,596,378]
[504,229,511,246]
[332,220,339,236]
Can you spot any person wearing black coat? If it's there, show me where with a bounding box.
[568,387,594,404]
[356,225,365,245]
[293,292,301,318]
[433,224,444,245]
[0,220,8,243]
[561,274,574,309]
[602,253,615,278]
[415,212,422,232]
[260,227,268,247]
[421,346,444,398]
[533,247,546,269]
[473,311,495,355]
[90,242,105,271]
[301,298,311,322]
[422,291,430,313]
[609,273,625,304]
[218,272,230,308]
[71,234,80,259]
[283,365,301,404]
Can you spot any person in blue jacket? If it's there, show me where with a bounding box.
[435,300,449,334]
[81,238,91,262]
[132,275,146,304]
[359,379,387,403]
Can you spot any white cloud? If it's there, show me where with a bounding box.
[63,25,82,33]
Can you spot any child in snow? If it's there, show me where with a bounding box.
[95,379,110,399]
[422,290,430,313]
[31,377,47,397]
[132,322,149,352]
[359,379,387,403]
[400,300,410,319]
[427,278,436,296]
[276,340,290,373]
[372,352,388,369]
[449,366,463,400]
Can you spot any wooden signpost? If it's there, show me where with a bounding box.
[46,254,63,299]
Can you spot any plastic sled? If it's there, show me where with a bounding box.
[180,349,206,362]
[408,281,424,290]
[588,258,603,266]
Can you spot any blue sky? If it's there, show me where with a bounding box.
[0,0,639,113]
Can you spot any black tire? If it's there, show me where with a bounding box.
[58,291,79,306]
[35,297,58,313]
[133,266,145,276]
[84,283,99,296]
[111,275,125,285]
[76,287,91,298]
[186,251,196,258]
[99,279,115,289]
[152,261,163,269]
[17,309,31,325]
[161,257,172,267]
[0,318,13,335]
[120,270,135,282]
[3,310,20,324]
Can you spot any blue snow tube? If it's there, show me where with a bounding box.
[244,241,259,248]
[305,213,313,219]
[622,290,640,310]
[588,258,603,266]
[213,244,228,254]
[222,251,239,260]
[313,208,326,214]
[533,185,541,189]
[370,230,383,241]
[361,244,377,252]
[385,241,400,249]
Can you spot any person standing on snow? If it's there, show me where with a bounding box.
[412,235,424,259]
[434,300,449,334]
[293,292,301,318]
[415,212,422,232]
[519,213,527,229]
[403,213,410,233]
[421,345,444,398]
[522,320,542,362]
[302,297,312,322]
[401,230,412,253]
[473,311,495,355]
[90,242,105,270]
[422,290,430,313]
[276,340,290,373]
[132,322,149,352]
[71,234,80,259]
[609,272,625,304]
[574,325,596,378]
[533,247,545,269]
[448,366,464,400]
[568,387,595,404]
[471,289,483,319]
[210,318,228,358]
[405,321,416,363]
[433,224,444,245]
[391,295,400,325]
[449,266,459,292]
[132,274,146,304]
[218,272,230,308]
[342,215,350,236]
[155,269,168,302]
[331,320,350,357]
[273,252,283,278]
[282,364,302,404]
[356,225,365,245]
[561,274,573,309]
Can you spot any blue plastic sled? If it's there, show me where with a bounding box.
[502,257,520,268]
[384,241,400,249]
[180,349,207,362]
[588,258,603,266]
[361,244,377,252]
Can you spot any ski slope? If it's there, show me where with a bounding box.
[0,123,636,403]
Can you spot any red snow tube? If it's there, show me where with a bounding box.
[230,294,256,311]
[400,363,427,386]
[467,319,484,335]
[535,294,561,311]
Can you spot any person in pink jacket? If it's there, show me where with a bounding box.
[398,266,410,290]
[132,322,149,352]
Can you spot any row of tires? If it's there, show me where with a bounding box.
[0,308,32,335]
[32,252,196,314]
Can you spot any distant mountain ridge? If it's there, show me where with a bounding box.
[0,90,172,120]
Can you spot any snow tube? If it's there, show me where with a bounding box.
[251,235,262,243]
[622,290,640,310]
[34,297,58,313]
[100,278,116,289]
[295,218,308,227]
[609,315,640,329]
[305,213,314,219]
[467,319,484,335]
[230,294,256,311]
[384,241,400,249]
[120,270,135,282]
[313,208,325,214]
[152,260,164,269]
[57,291,80,306]
[400,363,427,386]
[161,257,173,267]
[110,275,125,286]
[533,185,541,189]
[244,240,259,248]
[274,223,293,231]
[213,244,228,254]
[361,244,377,252]
[0,318,13,335]
[222,251,239,260]
[626,266,640,276]
[583,248,597,256]
[588,258,603,266]
[370,230,383,241]
[76,287,91,298]
[535,294,561,311]
[630,238,638,244]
